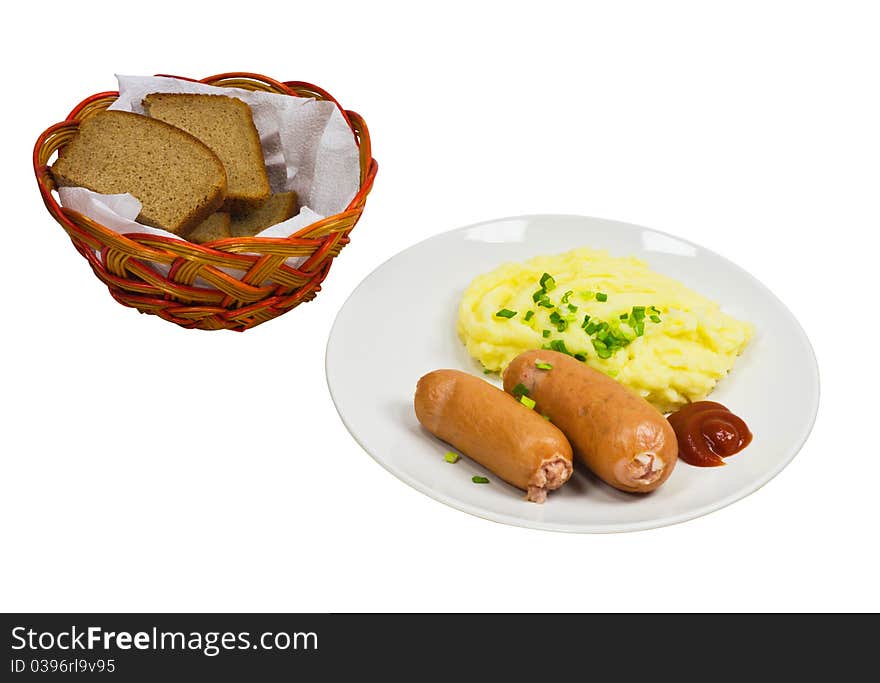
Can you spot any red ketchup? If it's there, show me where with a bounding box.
[667,401,752,467]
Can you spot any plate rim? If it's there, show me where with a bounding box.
[325,213,821,533]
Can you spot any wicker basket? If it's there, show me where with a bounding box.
[33,72,377,331]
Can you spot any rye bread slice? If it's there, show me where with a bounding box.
[142,94,271,211]
[188,212,231,244]
[51,110,228,236]
[230,191,298,237]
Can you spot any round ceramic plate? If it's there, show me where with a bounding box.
[326,215,819,533]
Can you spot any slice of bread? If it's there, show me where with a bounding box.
[230,191,298,237]
[51,110,227,235]
[143,94,270,210]
[188,212,231,244]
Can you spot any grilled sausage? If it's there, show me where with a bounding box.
[503,350,677,493]
[414,369,573,503]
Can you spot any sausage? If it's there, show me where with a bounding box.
[503,350,677,493]
[414,369,574,503]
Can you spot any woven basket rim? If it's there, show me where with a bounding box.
[34,72,378,256]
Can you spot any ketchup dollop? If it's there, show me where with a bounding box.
[667,401,752,467]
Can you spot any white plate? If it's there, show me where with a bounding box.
[326,215,819,533]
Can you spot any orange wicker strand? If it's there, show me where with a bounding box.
[33,72,378,332]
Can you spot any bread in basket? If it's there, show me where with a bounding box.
[33,72,377,331]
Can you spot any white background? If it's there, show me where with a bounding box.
[2,1,877,612]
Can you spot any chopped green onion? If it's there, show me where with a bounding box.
[567,304,578,313]
[591,339,613,359]
[524,310,535,321]
[541,414,551,421]
[532,289,546,303]
[444,451,460,464]
[535,361,553,370]
[539,273,556,291]
[520,395,536,409]
[560,290,573,304]
[560,301,661,360]
[495,308,517,319]
[511,383,529,398]
[549,339,571,355]
[542,329,551,338]
[472,476,490,484]
[483,369,493,374]
[537,298,555,308]
[549,310,567,332]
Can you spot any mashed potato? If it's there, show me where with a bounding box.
[458,248,753,413]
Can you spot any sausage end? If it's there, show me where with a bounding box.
[526,454,573,503]
[614,451,669,492]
